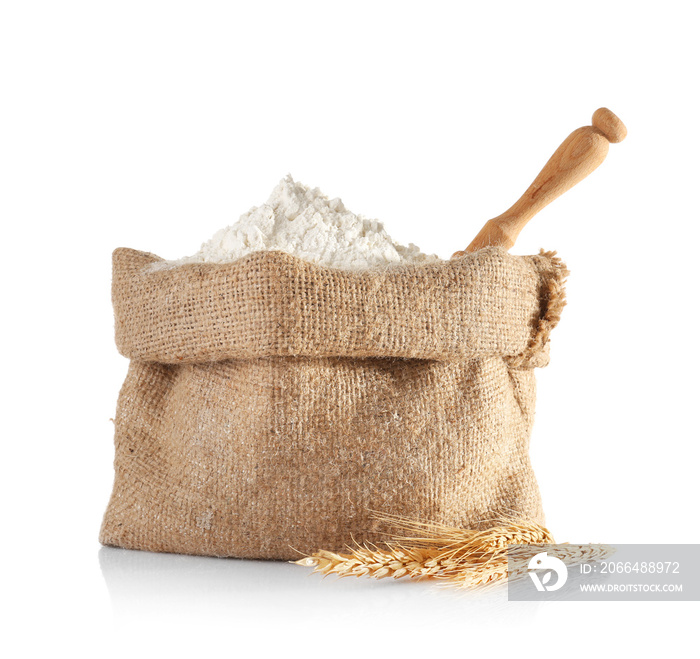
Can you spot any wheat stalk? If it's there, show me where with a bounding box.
[293,513,613,589]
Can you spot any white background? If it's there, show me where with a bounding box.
[2,0,698,655]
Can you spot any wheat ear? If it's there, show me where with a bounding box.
[293,515,559,588]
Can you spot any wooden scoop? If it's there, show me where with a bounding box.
[452,107,626,257]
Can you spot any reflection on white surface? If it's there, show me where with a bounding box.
[99,547,540,630]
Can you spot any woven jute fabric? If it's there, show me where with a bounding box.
[100,246,568,560]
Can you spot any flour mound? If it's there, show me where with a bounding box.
[160,175,439,270]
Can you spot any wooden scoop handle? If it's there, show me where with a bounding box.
[452,107,626,257]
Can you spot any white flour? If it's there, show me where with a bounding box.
[159,175,439,270]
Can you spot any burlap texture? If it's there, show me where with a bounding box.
[100,247,567,560]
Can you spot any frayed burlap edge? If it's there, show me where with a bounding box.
[507,249,569,368]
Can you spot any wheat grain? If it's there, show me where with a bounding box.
[293,514,614,589]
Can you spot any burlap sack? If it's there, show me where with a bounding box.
[100,246,567,560]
